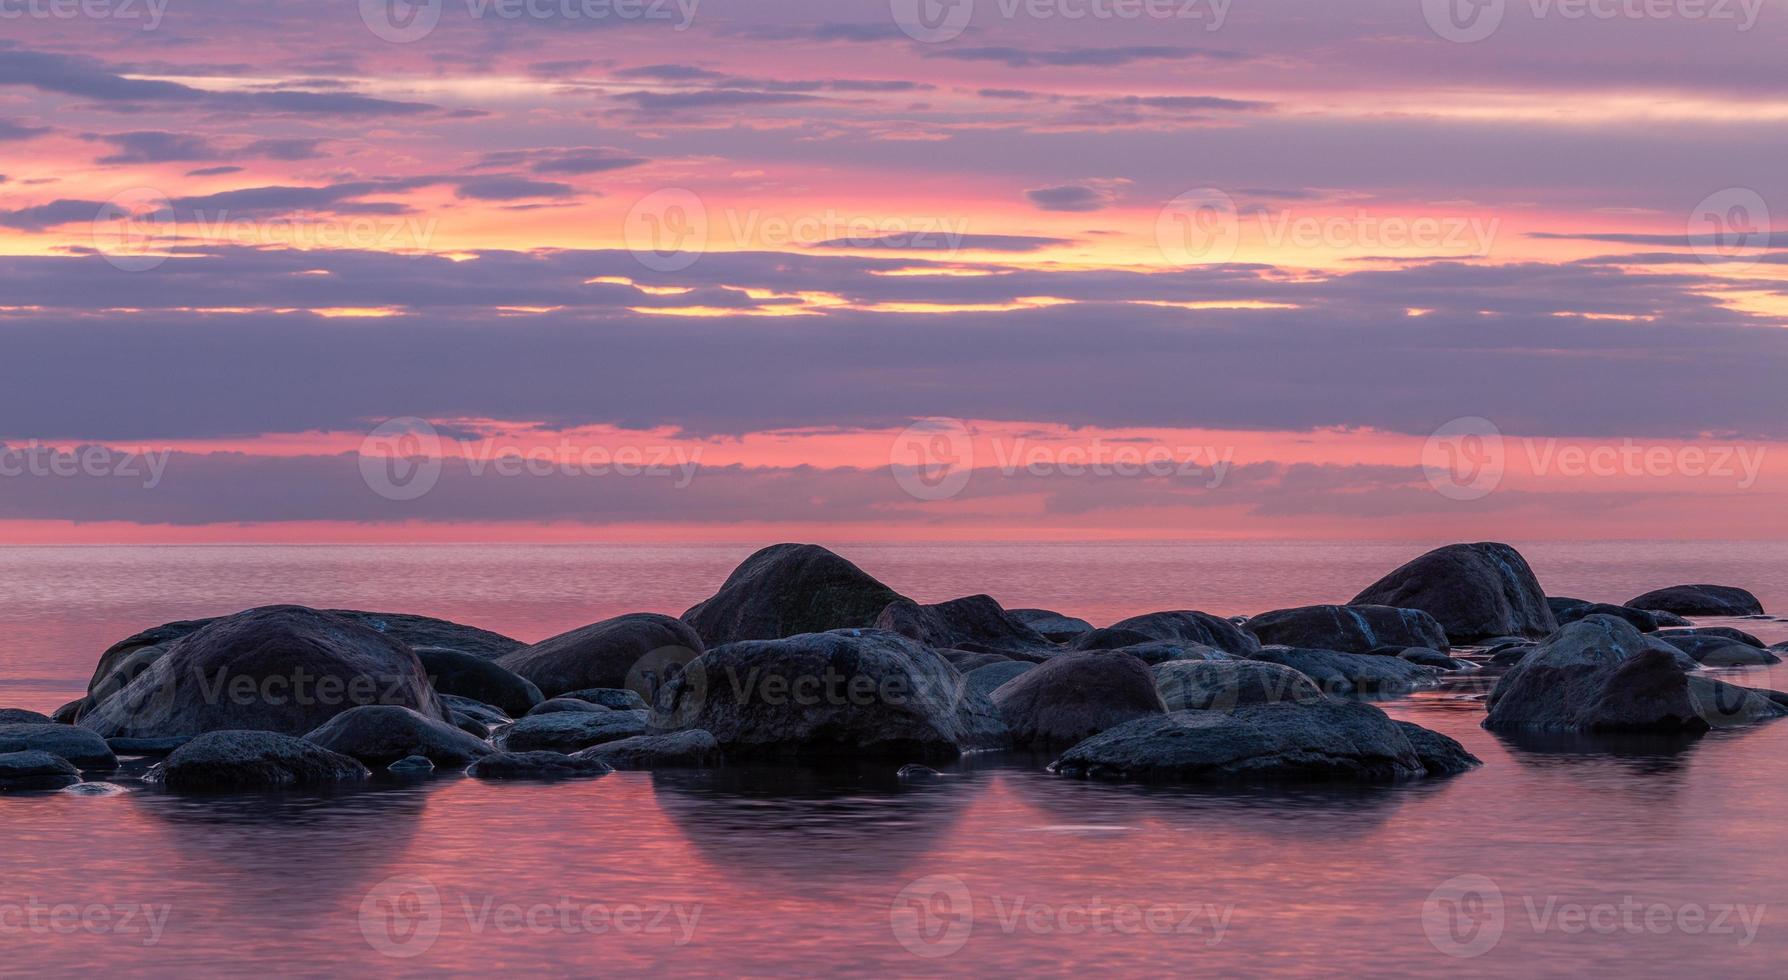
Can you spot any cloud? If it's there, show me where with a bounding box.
[924,46,1244,68]
[614,90,822,111]
[186,166,245,177]
[808,234,1073,252]
[0,118,49,141]
[1026,184,1115,212]
[452,176,579,201]
[473,146,649,176]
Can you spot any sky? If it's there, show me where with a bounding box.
[0,0,1785,541]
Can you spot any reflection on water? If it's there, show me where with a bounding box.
[3,543,1788,975]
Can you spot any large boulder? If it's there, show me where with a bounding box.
[1009,608,1094,644]
[1393,722,1483,777]
[680,544,907,645]
[1626,585,1763,618]
[1351,542,1556,642]
[1246,648,1440,695]
[1244,604,1449,654]
[414,649,543,717]
[496,613,703,701]
[1484,615,1787,732]
[148,730,369,790]
[302,705,494,768]
[78,606,445,740]
[874,595,1057,657]
[1101,611,1260,657]
[1154,660,1322,711]
[572,730,720,770]
[1049,700,1479,782]
[527,698,610,716]
[0,751,83,792]
[650,629,1004,760]
[989,652,1165,748]
[1085,641,1226,667]
[0,724,117,769]
[1552,602,1659,633]
[0,708,51,725]
[964,661,1035,700]
[558,688,649,711]
[1654,634,1780,667]
[492,710,648,754]
[467,751,612,781]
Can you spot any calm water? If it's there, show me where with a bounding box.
[3,541,1788,976]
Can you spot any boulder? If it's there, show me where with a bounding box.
[324,610,523,660]
[1655,634,1781,667]
[990,652,1165,748]
[1009,608,1094,643]
[1626,585,1764,618]
[0,724,116,769]
[51,700,83,725]
[1399,647,1470,670]
[1246,648,1441,696]
[874,595,1057,656]
[0,708,51,725]
[0,751,83,792]
[106,736,192,757]
[302,705,494,768]
[1656,626,1764,648]
[415,648,543,717]
[1484,615,1787,732]
[1085,641,1225,667]
[1553,602,1659,633]
[1071,627,1164,652]
[1546,596,1592,619]
[1244,604,1449,654]
[466,751,612,781]
[1049,700,1478,782]
[680,543,907,645]
[1393,722,1483,777]
[438,695,511,728]
[558,688,649,711]
[964,661,1035,701]
[1153,660,1322,711]
[1104,611,1261,656]
[526,698,608,716]
[148,730,369,791]
[388,755,435,774]
[496,613,704,700]
[650,629,1004,760]
[492,710,648,754]
[571,730,720,770]
[78,606,446,740]
[1648,609,1693,627]
[945,651,1014,673]
[1350,542,1556,642]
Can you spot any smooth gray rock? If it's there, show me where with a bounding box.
[1351,542,1556,642]
[466,751,612,780]
[303,705,494,768]
[557,688,649,711]
[651,629,1004,760]
[1245,604,1449,654]
[79,605,446,741]
[991,652,1165,748]
[946,651,1014,673]
[874,594,1057,656]
[1393,722,1482,777]
[0,751,82,792]
[415,648,543,718]
[1103,611,1261,656]
[1553,602,1659,633]
[148,730,369,791]
[964,661,1035,701]
[0,724,116,769]
[1009,608,1094,643]
[1246,648,1440,696]
[680,543,908,645]
[1154,660,1322,711]
[438,695,511,727]
[496,613,704,700]
[1399,647,1471,670]
[1626,585,1764,617]
[1655,634,1780,667]
[493,709,648,753]
[1050,701,1479,783]
[1657,626,1764,648]
[1484,616,1787,732]
[571,730,719,769]
[1088,641,1226,667]
[0,708,52,725]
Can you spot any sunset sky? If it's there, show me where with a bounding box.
[1,0,1785,541]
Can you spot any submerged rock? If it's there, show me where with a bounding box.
[414,648,542,718]
[1626,585,1764,618]
[493,710,648,754]
[571,730,720,770]
[874,595,1057,657]
[897,763,943,781]
[990,652,1165,748]
[303,705,494,768]
[680,543,908,645]
[1244,604,1449,654]
[1153,660,1322,711]
[466,751,612,781]
[496,613,704,701]
[1103,611,1261,657]
[388,754,435,774]
[1050,700,1479,783]
[0,724,116,769]
[1484,615,1787,733]
[0,751,82,792]
[148,730,369,791]
[1246,648,1440,696]
[651,629,1004,760]
[78,605,445,741]
[1350,542,1556,642]
[1009,608,1094,644]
